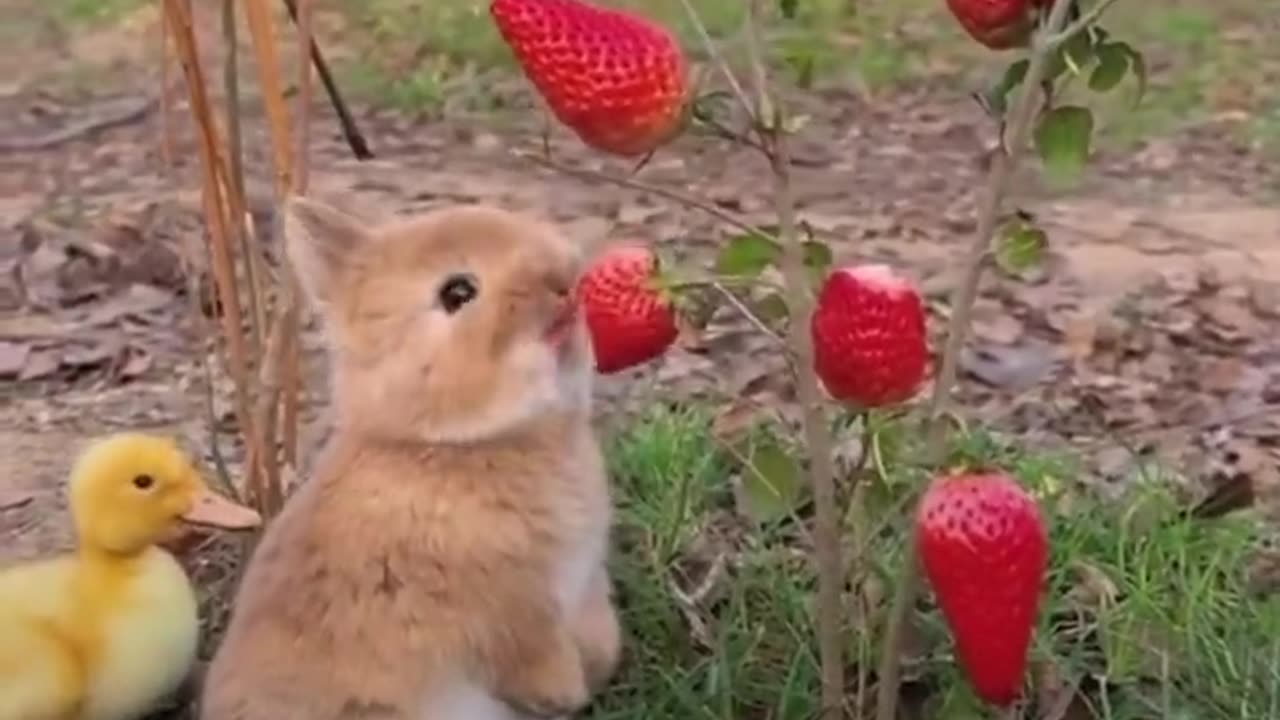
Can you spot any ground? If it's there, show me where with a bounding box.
[2,0,1280,717]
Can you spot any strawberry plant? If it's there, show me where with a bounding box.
[485,0,1144,717]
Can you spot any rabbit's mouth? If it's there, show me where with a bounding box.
[544,297,580,347]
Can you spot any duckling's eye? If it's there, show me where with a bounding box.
[437,273,478,314]
[132,474,155,490]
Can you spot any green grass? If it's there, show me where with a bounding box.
[590,404,1280,718]
[30,0,146,28]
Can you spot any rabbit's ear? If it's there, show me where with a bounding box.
[284,194,371,306]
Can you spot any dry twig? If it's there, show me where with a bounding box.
[516,151,775,240]
[162,0,261,499]
[282,0,373,159]
[240,0,304,510]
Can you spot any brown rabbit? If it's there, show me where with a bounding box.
[199,196,621,720]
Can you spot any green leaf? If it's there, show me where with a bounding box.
[716,232,781,278]
[1034,105,1094,184]
[737,436,803,524]
[753,293,790,325]
[803,240,834,288]
[779,0,798,19]
[1115,40,1147,105]
[1061,29,1096,76]
[1064,25,1095,66]
[983,59,1029,117]
[995,219,1048,276]
[802,240,833,273]
[1088,42,1129,92]
[784,48,817,89]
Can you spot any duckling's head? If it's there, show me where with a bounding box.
[68,433,261,555]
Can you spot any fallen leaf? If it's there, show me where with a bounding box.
[0,283,173,340]
[960,340,1058,389]
[114,345,153,380]
[711,396,766,445]
[1059,312,1098,363]
[18,348,60,380]
[1200,295,1259,344]
[972,312,1023,345]
[1249,279,1280,319]
[0,491,34,511]
[0,341,29,377]
[0,257,23,310]
[1201,356,1246,394]
[18,238,68,307]
[60,341,116,368]
[1139,352,1175,384]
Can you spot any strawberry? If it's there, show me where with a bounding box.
[916,471,1049,706]
[576,244,678,374]
[490,0,690,157]
[944,0,1038,50]
[810,264,929,408]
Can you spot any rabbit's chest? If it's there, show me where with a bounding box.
[550,486,610,613]
[551,517,606,613]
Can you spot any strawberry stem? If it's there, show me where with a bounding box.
[739,0,846,715]
[673,0,756,131]
[515,151,777,241]
[874,0,1096,718]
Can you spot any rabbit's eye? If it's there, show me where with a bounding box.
[438,273,478,314]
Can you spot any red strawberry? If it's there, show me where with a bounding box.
[810,264,929,408]
[576,244,678,374]
[944,0,1037,50]
[916,471,1049,706]
[490,0,690,157]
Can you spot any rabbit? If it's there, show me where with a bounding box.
[198,196,622,720]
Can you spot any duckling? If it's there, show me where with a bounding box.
[0,432,261,720]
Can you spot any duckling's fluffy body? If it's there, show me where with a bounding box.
[0,548,199,720]
[0,433,259,720]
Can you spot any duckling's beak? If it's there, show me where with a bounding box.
[181,487,262,530]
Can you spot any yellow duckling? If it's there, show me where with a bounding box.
[0,432,261,720]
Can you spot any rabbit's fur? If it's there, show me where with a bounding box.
[199,197,620,720]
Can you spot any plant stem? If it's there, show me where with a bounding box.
[774,133,845,720]
[222,0,266,363]
[740,0,844,714]
[924,0,1077,454]
[162,0,261,498]
[849,413,874,718]
[157,0,174,170]
[1049,0,1120,46]
[674,0,754,123]
[709,282,786,346]
[281,0,317,469]
[516,151,776,240]
[873,2,1085,719]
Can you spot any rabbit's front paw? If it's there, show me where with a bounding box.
[572,572,622,691]
[497,632,590,718]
